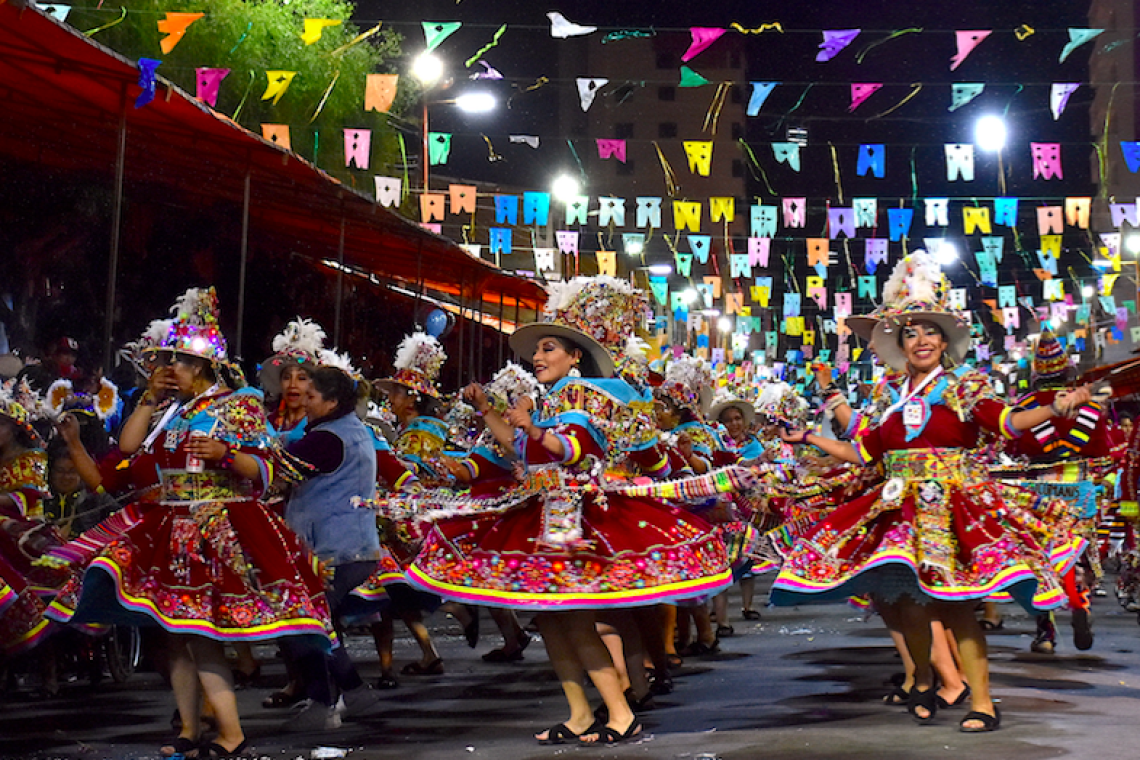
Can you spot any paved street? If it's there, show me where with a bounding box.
[5,577,1140,760]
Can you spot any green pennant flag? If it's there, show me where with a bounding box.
[679,66,710,87]
[423,21,462,52]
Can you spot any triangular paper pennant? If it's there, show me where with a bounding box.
[689,234,712,263]
[301,18,341,45]
[772,143,801,171]
[949,83,985,112]
[576,78,608,111]
[817,29,860,62]
[548,12,596,38]
[262,71,297,105]
[679,66,710,87]
[365,74,399,113]
[41,4,72,22]
[157,12,203,54]
[849,83,883,112]
[682,27,726,61]
[1060,28,1103,63]
[683,141,714,175]
[746,82,778,116]
[262,124,291,150]
[1050,83,1080,120]
[423,21,462,52]
[950,30,991,70]
[374,177,401,207]
[195,68,230,108]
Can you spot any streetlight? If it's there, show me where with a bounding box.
[975,114,1007,194]
[413,52,444,87]
[552,173,581,203]
[647,264,672,276]
[413,53,498,192]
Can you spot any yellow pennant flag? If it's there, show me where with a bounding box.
[365,73,399,113]
[596,250,617,276]
[1040,234,1063,258]
[683,141,714,176]
[1103,273,1120,295]
[962,206,991,235]
[673,200,702,232]
[262,71,297,105]
[301,18,342,45]
[157,12,204,54]
[709,196,735,222]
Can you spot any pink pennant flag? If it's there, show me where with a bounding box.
[344,129,371,169]
[681,28,726,62]
[596,139,627,162]
[195,68,230,107]
[783,197,806,228]
[747,237,771,267]
[556,230,579,254]
[817,29,860,62]
[849,83,883,112]
[1032,143,1063,180]
[950,30,991,70]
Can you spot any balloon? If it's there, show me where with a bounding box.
[425,309,450,338]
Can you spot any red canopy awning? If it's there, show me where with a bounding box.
[0,2,546,314]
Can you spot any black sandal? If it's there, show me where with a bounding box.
[200,739,252,759]
[579,718,643,746]
[376,674,399,689]
[160,737,199,758]
[741,609,761,621]
[907,687,938,724]
[536,722,592,745]
[401,658,443,675]
[978,619,1004,632]
[959,707,1001,733]
[936,685,971,709]
[883,685,910,705]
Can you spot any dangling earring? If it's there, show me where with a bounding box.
[569,362,582,378]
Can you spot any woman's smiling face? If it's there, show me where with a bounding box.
[531,336,580,384]
[900,320,948,374]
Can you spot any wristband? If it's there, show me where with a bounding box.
[1050,400,1064,416]
[219,444,237,470]
[800,432,811,444]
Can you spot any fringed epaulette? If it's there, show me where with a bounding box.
[205,391,274,449]
[942,368,996,421]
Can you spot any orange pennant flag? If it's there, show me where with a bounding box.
[261,124,291,150]
[807,238,830,267]
[365,73,399,113]
[158,12,204,54]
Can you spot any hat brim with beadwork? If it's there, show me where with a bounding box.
[846,314,879,342]
[258,352,319,398]
[0,399,43,447]
[509,324,615,379]
[870,310,971,372]
[709,397,755,428]
[375,368,443,401]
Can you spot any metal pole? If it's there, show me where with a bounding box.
[234,169,251,360]
[422,100,430,192]
[333,215,346,346]
[102,93,127,373]
[456,274,465,388]
[497,290,505,367]
[512,297,521,361]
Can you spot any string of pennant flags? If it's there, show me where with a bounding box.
[57,2,1138,377]
[376,180,1140,370]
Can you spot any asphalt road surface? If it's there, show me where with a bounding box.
[4,577,1140,760]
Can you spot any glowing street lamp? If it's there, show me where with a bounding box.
[551,173,581,203]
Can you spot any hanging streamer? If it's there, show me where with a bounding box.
[703,82,732,134]
[867,83,922,120]
[737,139,776,195]
[466,25,507,68]
[653,142,679,197]
[729,22,783,34]
[231,70,255,121]
[309,70,340,122]
[855,28,922,64]
[602,29,655,43]
[326,22,382,58]
[85,6,127,36]
[229,21,252,54]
